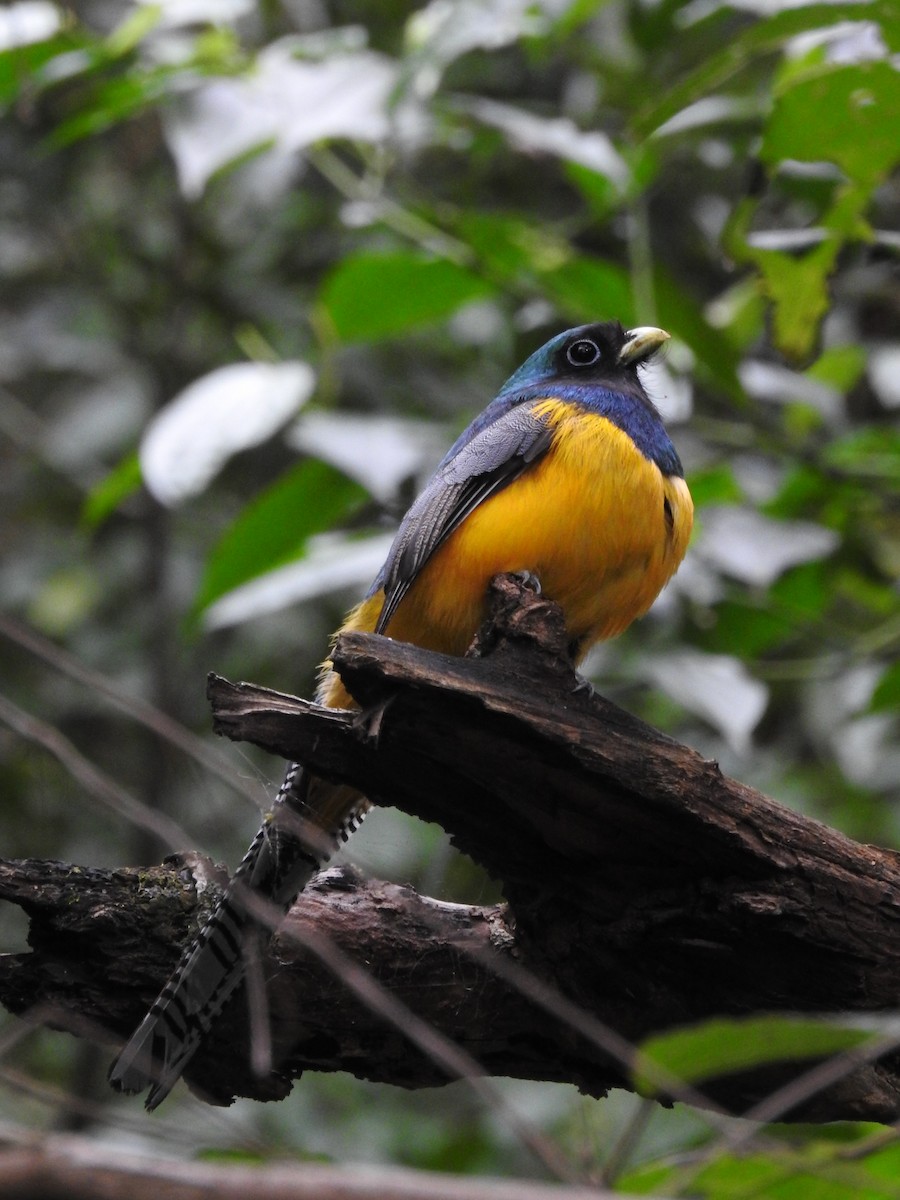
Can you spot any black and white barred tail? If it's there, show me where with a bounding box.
[108,762,368,1110]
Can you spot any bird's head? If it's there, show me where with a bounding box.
[498,321,670,398]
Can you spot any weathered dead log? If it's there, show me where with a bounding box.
[3,576,900,1122]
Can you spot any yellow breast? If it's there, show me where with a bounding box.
[321,400,692,709]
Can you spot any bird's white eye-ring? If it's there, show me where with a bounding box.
[566,339,602,367]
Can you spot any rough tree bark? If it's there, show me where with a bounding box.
[2,575,900,1123]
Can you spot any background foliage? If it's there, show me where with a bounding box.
[1,0,898,1194]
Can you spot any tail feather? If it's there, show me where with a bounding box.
[108,762,368,1109]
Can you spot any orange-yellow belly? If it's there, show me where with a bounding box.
[321,404,692,709]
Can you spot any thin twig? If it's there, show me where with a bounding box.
[0,613,260,807]
[0,692,191,850]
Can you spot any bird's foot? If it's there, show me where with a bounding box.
[355,696,393,746]
[510,569,542,595]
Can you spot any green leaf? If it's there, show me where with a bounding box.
[538,255,633,325]
[726,187,869,361]
[104,4,163,58]
[0,33,84,106]
[870,662,900,714]
[688,465,744,508]
[703,601,793,658]
[320,251,492,342]
[765,464,833,520]
[563,162,620,220]
[636,1015,873,1095]
[457,211,554,282]
[654,268,743,400]
[834,565,899,619]
[706,279,767,351]
[633,1,896,138]
[193,459,369,616]
[824,428,900,483]
[623,1143,900,1199]
[47,66,173,147]
[770,561,831,624]
[459,214,632,328]
[724,58,900,361]
[81,452,143,529]
[763,62,900,191]
[865,1141,900,1187]
[806,345,866,393]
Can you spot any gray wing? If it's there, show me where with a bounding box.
[374,401,554,635]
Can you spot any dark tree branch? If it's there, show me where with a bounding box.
[3,576,900,1123]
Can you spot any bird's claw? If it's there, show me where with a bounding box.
[355,696,393,746]
[511,569,542,595]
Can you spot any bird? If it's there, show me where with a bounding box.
[108,319,694,1109]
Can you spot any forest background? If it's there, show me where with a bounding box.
[1,0,899,1196]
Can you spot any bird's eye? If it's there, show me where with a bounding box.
[566,339,601,367]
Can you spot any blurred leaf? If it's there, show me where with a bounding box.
[865,1141,900,1185]
[806,345,867,392]
[28,565,101,636]
[201,531,394,631]
[197,1147,269,1165]
[781,767,900,845]
[705,278,767,351]
[404,0,548,76]
[698,507,839,587]
[727,58,900,361]
[636,1015,873,1096]
[539,255,633,325]
[565,141,659,220]
[870,662,900,715]
[165,49,395,199]
[0,1,60,51]
[140,360,316,506]
[687,465,744,508]
[288,411,443,502]
[870,346,900,409]
[81,452,143,529]
[824,428,900,482]
[728,188,870,361]
[197,1145,328,1164]
[623,1142,900,1199]
[766,464,833,520]
[644,649,768,754]
[564,162,620,220]
[834,565,899,618]
[654,268,743,400]
[104,4,163,58]
[48,66,175,146]
[194,459,369,617]
[460,211,639,333]
[783,400,828,440]
[770,561,831,623]
[763,62,900,191]
[0,32,82,104]
[458,211,541,281]
[703,601,793,658]
[634,0,896,138]
[616,1160,676,1195]
[320,251,492,342]
[457,211,577,289]
[461,96,629,191]
[0,8,178,143]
